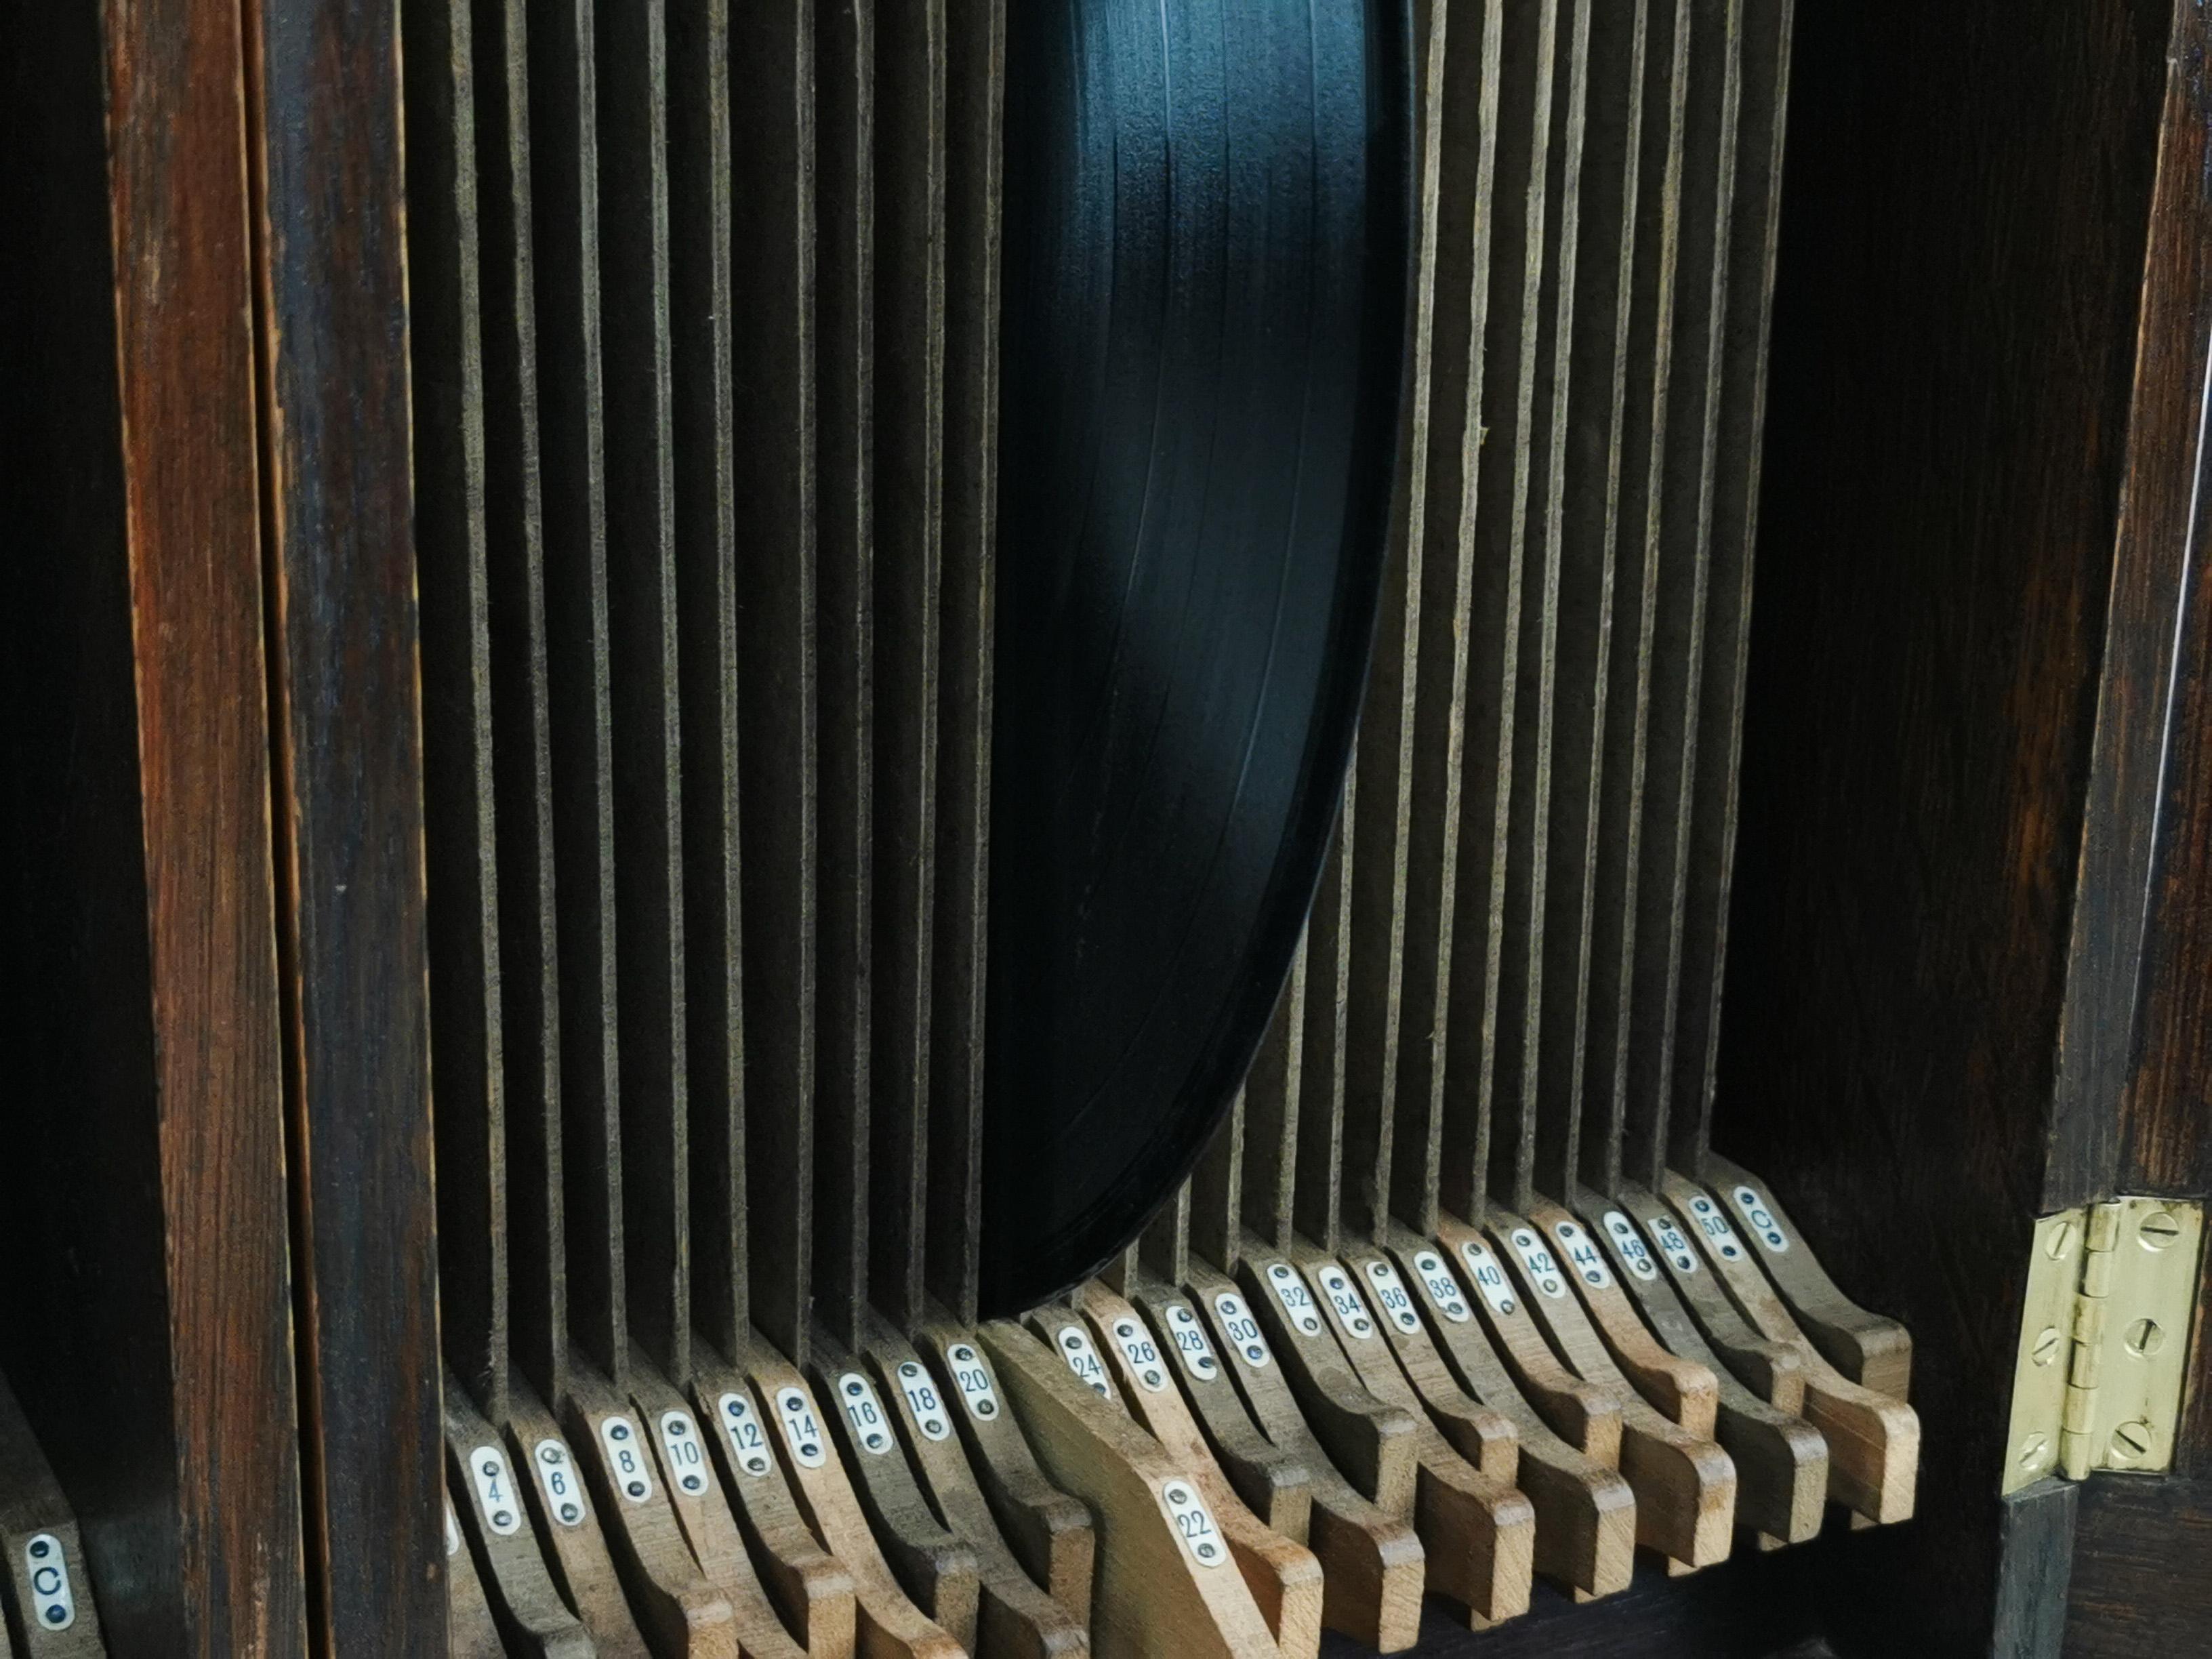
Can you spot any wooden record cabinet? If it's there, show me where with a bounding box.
[2,0,2209,1654]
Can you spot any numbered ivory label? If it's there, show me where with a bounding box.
[1108,1315,1170,1391]
[445,1499,462,1557]
[1054,1324,1114,1397]
[659,1410,712,1495]
[833,1373,896,1455]
[1602,1211,1661,1280]
[534,1438,588,1527]
[598,1416,656,1504]
[945,1343,1004,1422]
[775,1387,830,1469]
[23,1535,73,1633]
[1645,1211,1702,1273]
[717,1391,776,1476]
[1410,1249,1472,1322]
[1505,1227,1570,1299]
[1214,1292,1273,1368]
[895,1361,954,1441]
[1684,1193,1748,1263]
[1160,1478,1228,1570]
[1730,1185,1790,1252]
[1162,1302,1222,1378]
[1458,1240,1520,1317]
[1313,1263,1378,1342]
[469,1444,525,1536]
[1362,1256,1426,1334]
[1264,1261,1325,1335]
[1551,1218,1615,1290]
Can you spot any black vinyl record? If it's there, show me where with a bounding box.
[982,0,1412,1313]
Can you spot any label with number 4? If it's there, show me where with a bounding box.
[1313,1263,1378,1341]
[470,1443,524,1536]
[1362,1257,1426,1334]
[1055,1325,1113,1397]
[1458,1240,1520,1317]
[1410,1250,1471,1322]
[1645,1212,1702,1274]
[1602,1212,1660,1281]
[834,1372,895,1455]
[1160,1479,1227,1570]
[1264,1261,1325,1335]
[1108,1315,1170,1392]
[659,1410,712,1495]
[945,1343,1004,1422]
[1730,1185,1790,1252]
[776,1387,830,1469]
[599,1416,656,1504]
[1551,1218,1615,1290]
[895,1361,954,1441]
[1505,1227,1570,1299]
[535,1438,588,1526]
[1162,1303,1221,1379]
[718,1391,776,1477]
[1684,1193,1747,1262]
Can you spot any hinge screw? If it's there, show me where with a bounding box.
[2045,1221,2076,1260]
[2018,1433,2050,1470]
[2110,1419,2156,1463]
[2031,1326,2062,1367]
[2125,1317,2167,1357]
[2138,1208,2183,1251]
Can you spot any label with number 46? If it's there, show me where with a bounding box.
[1601,1212,1660,1281]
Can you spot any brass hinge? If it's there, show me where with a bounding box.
[2003,1197,2202,1494]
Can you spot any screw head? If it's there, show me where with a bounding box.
[493,1510,513,1529]
[28,1540,49,1560]
[2032,1326,2063,1366]
[846,1379,865,1396]
[2110,1419,2156,1462]
[627,1480,647,1499]
[44,1606,64,1624]
[608,1424,628,1442]
[560,1503,580,1523]
[900,1363,921,1378]
[2045,1221,2077,1261]
[2018,1433,2050,1469]
[2138,1208,2184,1250]
[2125,1317,2167,1358]
[977,1400,997,1418]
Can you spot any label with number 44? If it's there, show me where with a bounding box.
[1550,1218,1614,1291]
[1729,1185,1790,1253]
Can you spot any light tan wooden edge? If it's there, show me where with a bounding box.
[1660,1176,1920,1525]
[1338,1242,1518,1483]
[1019,1305,1131,1414]
[1483,1209,1737,1571]
[1614,1182,1811,1405]
[564,1360,742,1658]
[1375,1230,1636,1599]
[1232,1240,1422,1515]
[688,1353,860,1659]
[1572,1187,1826,1547]
[0,1378,104,1657]
[859,1326,1091,1659]
[1702,1155,1915,1399]
[443,1376,596,1657]
[628,1357,809,1659]
[1183,1261,1426,1654]
[739,1344,966,1659]
[1284,1252,1536,1629]
[1121,1271,1317,1538]
[915,1319,1098,1626]
[1525,1198,1720,1436]
[1071,1282,1324,1659]
[808,1333,983,1650]
[447,1494,508,1658]
[504,1383,655,1656]
[979,1320,1280,1659]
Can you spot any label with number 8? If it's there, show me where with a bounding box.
[599,1416,656,1504]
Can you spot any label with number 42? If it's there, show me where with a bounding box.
[1504,1227,1570,1299]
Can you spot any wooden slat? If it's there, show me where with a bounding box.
[732,0,821,1368]
[1294,807,1356,1252]
[1241,933,1308,1259]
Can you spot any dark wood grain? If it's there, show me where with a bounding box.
[2062,1474,2212,1653]
[1714,0,2168,1647]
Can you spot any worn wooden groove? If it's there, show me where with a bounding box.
[504,1384,653,1658]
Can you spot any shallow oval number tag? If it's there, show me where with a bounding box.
[1363,1257,1425,1334]
[1458,1240,1519,1317]
[835,1372,896,1456]
[946,1343,1004,1422]
[535,1437,588,1527]
[1265,1261,1325,1335]
[659,1410,712,1494]
[895,1361,954,1441]
[1685,1193,1748,1263]
[777,1386,830,1468]
[1314,1263,1377,1342]
[1505,1227,1570,1299]
[1730,1185,1790,1253]
[1163,1302,1221,1379]
[1214,1291,1273,1368]
[1055,1324,1113,1398]
[1645,1212,1702,1273]
[600,1415,657,1503]
[718,1391,776,1477]
[1410,1250,1471,1322]
[1603,1212,1660,1281]
[1160,1478,1227,1570]
[24,1535,73,1633]
[1109,1315,1170,1392]
[470,1443,524,1536]
[1551,1218,1614,1291]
